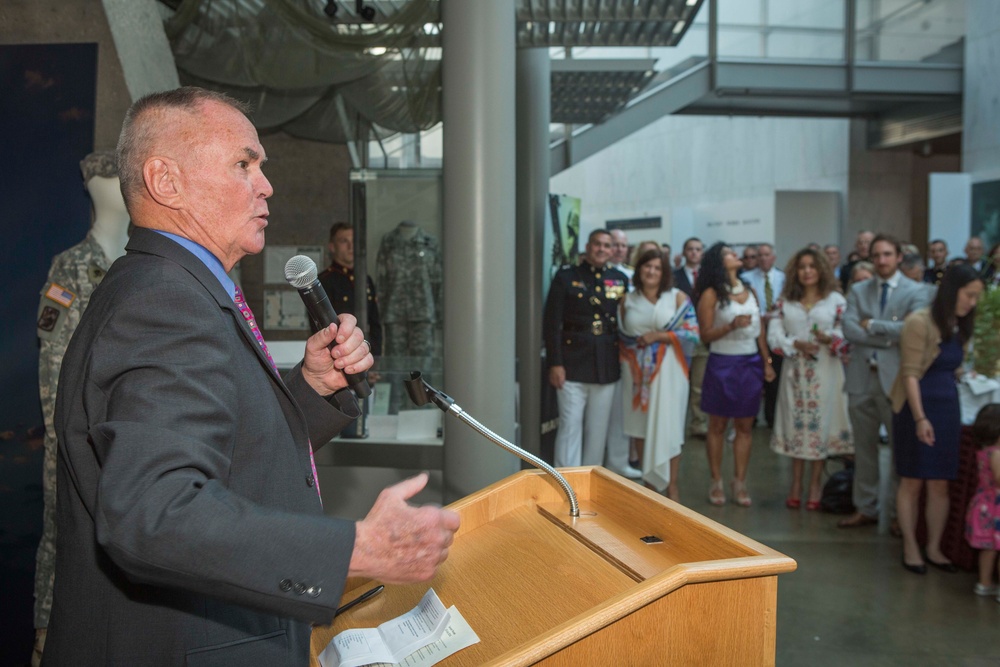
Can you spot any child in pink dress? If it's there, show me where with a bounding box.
[965,404,1000,599]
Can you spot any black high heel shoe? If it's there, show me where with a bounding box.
[901,557,927,575]
[926,558,958,573]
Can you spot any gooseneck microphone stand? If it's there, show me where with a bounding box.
[404,372,580,518]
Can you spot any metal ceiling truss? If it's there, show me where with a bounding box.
[516,0,704,47]
[550,59,657,124]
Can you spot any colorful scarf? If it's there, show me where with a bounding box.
[619,298,700,411]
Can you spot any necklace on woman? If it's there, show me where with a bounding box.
[729,281,745,295]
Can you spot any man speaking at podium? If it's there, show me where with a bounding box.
[42,87,458,666]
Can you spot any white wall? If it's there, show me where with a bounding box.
[549,113,850,258]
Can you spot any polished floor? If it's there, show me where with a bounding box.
[675,427,1000,667]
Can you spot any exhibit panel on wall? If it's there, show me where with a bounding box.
[691,196,775,248]
[543,193,581,304]
[775,191,841,263]
[972,179,1000,250]
[929,173,972,258]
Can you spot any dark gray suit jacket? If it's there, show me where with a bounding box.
[673,267,695,298]
[45,228,359,665]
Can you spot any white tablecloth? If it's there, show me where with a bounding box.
[959,375,1000,425]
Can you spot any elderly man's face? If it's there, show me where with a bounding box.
[901,260,924,282]
[856,232,874,258]
[179,100,273,270]
[824,245,841,268]
[966,237,984,263]
[757,244,776,271]
[610,230,629,265]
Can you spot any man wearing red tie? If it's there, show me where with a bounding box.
[44,87,458,665]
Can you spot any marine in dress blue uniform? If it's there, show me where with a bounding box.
[544,230,628,467]
[318,260,383,356]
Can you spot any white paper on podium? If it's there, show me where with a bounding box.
[320,589,452,667]
[365,607,481,667]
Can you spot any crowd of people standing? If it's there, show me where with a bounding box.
[543,226,999,585]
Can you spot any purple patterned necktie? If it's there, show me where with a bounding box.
[234,285,322,503]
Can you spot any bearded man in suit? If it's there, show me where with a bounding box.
[43,87,459,665]
[838,233,931,530]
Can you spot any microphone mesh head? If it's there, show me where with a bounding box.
[284,255,318,288]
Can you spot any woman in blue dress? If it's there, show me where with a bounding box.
[890,263,985,574]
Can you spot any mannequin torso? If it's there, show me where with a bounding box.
[86,176,130,262]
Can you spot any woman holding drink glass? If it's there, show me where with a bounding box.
[767,247,854,509]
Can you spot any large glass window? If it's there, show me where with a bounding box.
[855,0,965,63]
[717,0,846,60]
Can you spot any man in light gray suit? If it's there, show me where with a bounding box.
[838,234,931,529]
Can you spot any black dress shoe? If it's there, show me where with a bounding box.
[927,558,958,573]
[902,557,927,575]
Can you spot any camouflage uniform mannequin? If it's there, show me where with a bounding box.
[376,221,443,358]
[33,151,129,664]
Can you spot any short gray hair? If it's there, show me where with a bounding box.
[116,87,251,208]
[901,253,925,271]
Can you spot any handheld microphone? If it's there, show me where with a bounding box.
[284,255,371,398]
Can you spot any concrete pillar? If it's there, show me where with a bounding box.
[441,0,518,501]
[515,49,550,457]
[101,0,179,100]
[963,0,1000,185]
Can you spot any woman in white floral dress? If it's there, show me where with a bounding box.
[768,247,854,510]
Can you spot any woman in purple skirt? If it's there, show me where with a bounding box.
[696,243,776,506]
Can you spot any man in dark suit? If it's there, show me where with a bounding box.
[964,236,986,273]
[672,237,701,299]
[44,87,459,665]
[673,237,708,437]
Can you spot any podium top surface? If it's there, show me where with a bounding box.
[311,466,796,667]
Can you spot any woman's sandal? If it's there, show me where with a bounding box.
[785,497,801,509]
[708,479,726,506]
[732,480,752,507]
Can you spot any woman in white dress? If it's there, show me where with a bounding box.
[619,249,699,500]
[767,247,853,510]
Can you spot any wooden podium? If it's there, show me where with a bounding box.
[311,466,796,666]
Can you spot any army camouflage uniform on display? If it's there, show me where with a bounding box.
[376,224,443,359]
[376,224,443,412]
[34,151,118,645]
[376,225,443,357]
[35,234,113,629]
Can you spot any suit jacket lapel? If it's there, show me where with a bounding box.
[125,229,297,405]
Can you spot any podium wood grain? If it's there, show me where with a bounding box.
[311,467,795,666]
